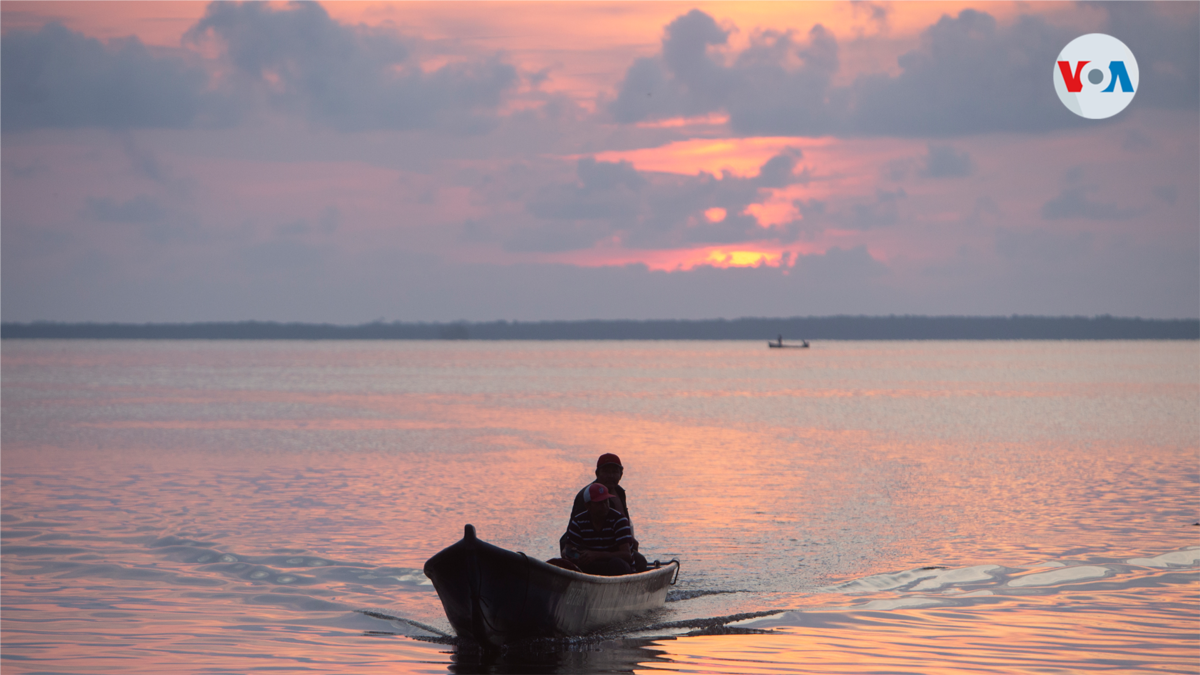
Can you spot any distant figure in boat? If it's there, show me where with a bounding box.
[770,336,810,348]
[563,483,636,576]
[561,453,648,572]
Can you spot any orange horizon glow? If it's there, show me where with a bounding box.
[635,113,731,130]
[592,137,828,178]
[534,243,827,272]
[705,249,783,268]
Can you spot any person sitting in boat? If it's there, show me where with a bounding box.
[563,483,637,576]
[561,453,648,572]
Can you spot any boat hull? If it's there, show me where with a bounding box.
[423,524,678,646]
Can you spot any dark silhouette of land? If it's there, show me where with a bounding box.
[3,316,1196,340]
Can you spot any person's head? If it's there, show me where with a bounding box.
[595,453,623,488]
[584,482,616,516]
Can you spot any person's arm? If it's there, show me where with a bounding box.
[570,519,605,564]
[606,515,634,563]
[566,491,585,536]
[565,516,588,560]
[612,541,632,563]
[618,488,634,537]
[617,488,638,550]
[576,541,631,565]
[561,490,587,558]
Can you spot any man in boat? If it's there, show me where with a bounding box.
[563,483,637,575]
[561,453,648,572]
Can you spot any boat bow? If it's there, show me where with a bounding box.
[424,524,678,646]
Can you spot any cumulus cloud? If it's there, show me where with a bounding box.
[186,1,517,132]
[526,158,645,223]
[609,10,732,124]
[848,10,1073,136]
[1,23,221,131]
[725,25,844,136]
[610,5,1199,137]
[612,18,843,135]
[3,2,519,133]
[513,149,809,252]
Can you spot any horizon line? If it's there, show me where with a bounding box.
[4,315,1196,341]
[6,314,1200,326]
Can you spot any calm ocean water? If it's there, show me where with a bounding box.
[2,339,1197,674]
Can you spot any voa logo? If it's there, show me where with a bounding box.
[1054,33,1139,119]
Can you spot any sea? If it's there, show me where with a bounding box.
[2,339,1197,674]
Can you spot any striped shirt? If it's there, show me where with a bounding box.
[570,484,633,537]
[566,508,632,552]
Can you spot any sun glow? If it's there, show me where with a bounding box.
[593,137,831,178]
[537,244,819,272]
[744,198,799,228]
[635,113,730,129]
[705,250,781,268]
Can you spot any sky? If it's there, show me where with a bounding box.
[2,1,1197,323]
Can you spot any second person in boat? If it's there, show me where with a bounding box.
[562,482,637,575]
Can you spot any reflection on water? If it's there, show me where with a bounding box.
[445,637,675,674]
[2,340,1197,673]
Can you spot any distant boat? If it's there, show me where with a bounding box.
[769,335,809,349]
[424,524,679,647]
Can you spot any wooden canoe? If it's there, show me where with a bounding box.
[423,524,679,646]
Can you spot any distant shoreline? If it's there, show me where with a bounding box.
[2,316,1197,340]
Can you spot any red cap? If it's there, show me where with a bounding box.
[585,482,619,503]
[596,453,622,469]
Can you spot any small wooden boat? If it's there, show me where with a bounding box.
[768,338,809,348]
[423,524,679,646]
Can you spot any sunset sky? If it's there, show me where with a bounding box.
[2,1,1197,323]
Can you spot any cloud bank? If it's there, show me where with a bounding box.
[610,5,1198,136]
[509,149,809,252]
[3,1,519,133]
[1,22,220,131]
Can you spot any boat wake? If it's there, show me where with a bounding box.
[358,544,1200,650]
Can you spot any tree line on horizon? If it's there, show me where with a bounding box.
[2,316,1197,340]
